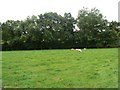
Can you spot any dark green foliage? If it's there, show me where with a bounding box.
[77,8,120,48]
[1,8,120,50]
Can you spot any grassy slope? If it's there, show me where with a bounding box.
[0,51,2,87]
[2,48,118,88]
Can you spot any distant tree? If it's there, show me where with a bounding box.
[0,22,2,49]
[62,13,76,48]
[77,7,109,47]
[107,21,120,47]
[2,20,15,50]
[37,12,76,49]
[38,12,63,48]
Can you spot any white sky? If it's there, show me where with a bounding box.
[0,0,119,22]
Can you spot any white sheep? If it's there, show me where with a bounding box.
[75,49,82,52]
[71,48,74,50]
[84,48,86,50]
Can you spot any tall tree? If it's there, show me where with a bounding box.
[77,7,109,47]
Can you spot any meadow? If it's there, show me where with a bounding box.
[2,48,118,88]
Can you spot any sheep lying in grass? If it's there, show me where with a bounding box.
[75,49,82,52]
[71,48,86,52]
[71,48,82,52]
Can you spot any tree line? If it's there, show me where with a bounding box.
[0,8,120,50]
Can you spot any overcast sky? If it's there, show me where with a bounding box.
[0,0,119,22]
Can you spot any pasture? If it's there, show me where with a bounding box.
[2,48,118,88]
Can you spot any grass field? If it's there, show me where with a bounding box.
[2,48,118,88]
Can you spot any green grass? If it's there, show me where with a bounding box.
[0,51,2,87]
[2,48,118,88]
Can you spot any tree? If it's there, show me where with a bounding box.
[62,13,76,48]
[0,22,2,50]
[77,7,109,48]
[2,20,15,50]
[107,21,120,47]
